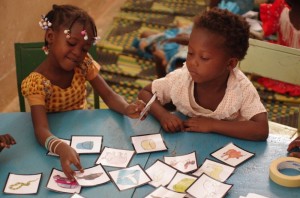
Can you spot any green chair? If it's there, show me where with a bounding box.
[14,42,99,112]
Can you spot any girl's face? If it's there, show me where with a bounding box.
[47,22,94,71]
[186,27,233,85]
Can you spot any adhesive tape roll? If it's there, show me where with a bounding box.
[269,157,300,187]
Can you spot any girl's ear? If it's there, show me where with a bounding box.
[227,58,239,70]
[45,29,55,44]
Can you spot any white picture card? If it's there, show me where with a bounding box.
[193,158,235,182]
[167,172,197,193]
[145,186,186,198]
[70,193,85,198]
[164,152,198,173]
[108,164,151,191]
[74,164,110,187]
[131,133,167,154]
[95,147,135,168]
[70,135,103,154]
[3,173,42,195]
[146,159,177,187]
[210,142,255,167]
[46,168,81,194]
[186,173,233,198]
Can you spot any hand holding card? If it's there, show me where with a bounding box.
[135,92,157,126]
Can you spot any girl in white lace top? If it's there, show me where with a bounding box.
[138,8,269,141]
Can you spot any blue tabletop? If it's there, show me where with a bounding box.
[0,110,298,198]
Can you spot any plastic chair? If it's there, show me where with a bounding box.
[14,42,99,112]
[239,38,300,132]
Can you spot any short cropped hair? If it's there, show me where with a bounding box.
[193,8,250,60]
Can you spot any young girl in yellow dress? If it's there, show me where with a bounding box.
[21,4,145,179]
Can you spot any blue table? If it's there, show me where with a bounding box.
[0,110,299,198]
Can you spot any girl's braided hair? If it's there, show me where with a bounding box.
[44,4,97,47]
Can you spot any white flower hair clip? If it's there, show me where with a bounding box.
[39,15,52,30]
[93,36,101,45]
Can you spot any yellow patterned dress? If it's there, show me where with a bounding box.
[21,55,100,112]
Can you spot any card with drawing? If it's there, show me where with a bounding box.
[46,168,81,194]
[146,159,177,187]
[74,164,110,187]
[164,152,198,173]
[186,173,233,198]
[166,172,197,193]
[70,135,103,154]
[3,173,42,195]
[108,164,151,191]
[145,186,186,198]
[210,142,255,167]
[192,158,235,182]
[131,133,167,154]
[134,92,157,126]
[95,147,135,168]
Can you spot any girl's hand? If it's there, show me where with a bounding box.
[184,116,214,132]
[0,134,16,151]
[125,100,146,119]
[287,137,300,158]
[56,143,83,179]
[160,113,184,132]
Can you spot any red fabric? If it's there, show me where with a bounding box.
[258,0,300,96]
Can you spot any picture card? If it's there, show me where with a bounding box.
[131,133,167,154]
[3,173,42,195]
[108,164,151,191]
[74,164,110,187]
[145,186,186,198]
[186,173,233,198]
[135,92,157,126]
[47,139,70,156]
[167,172,197,193]
[146,159,177,187]
[210,142,255,167]
[164,152,198,173]
[46,168,81,194]
[193,158,235,182]
[70,193,85,198]
[95,147,135,168]
[70,135,102,154]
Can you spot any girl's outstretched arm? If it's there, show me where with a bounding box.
[184,112,269,141]
[90,75,145,118]
[31,106,83,179]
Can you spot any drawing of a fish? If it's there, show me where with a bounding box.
[76,173,102,180]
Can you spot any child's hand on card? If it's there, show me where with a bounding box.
[287,136,300,158]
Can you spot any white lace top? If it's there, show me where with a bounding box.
[152,63,266,121]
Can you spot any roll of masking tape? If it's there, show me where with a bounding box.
[269,157,300,187]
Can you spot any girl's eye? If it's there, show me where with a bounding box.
[82,48,89,53]
[67,42,76,47]
[201,56,209,60]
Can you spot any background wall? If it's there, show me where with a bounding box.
[0,0,126,112]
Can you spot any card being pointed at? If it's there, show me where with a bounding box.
[210,142,255,167]
[74,165,110,187]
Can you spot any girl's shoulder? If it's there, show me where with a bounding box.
[21,72,52,96]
